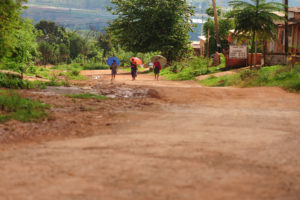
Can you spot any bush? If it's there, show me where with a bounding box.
[239,69,257,81]
[71,63,81,69]
[0,72,32,89]
[70,69,80,76]
[0,72,70,89]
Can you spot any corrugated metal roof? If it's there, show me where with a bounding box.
[289,7,300,13]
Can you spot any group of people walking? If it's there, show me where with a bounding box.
[110,58,162,81]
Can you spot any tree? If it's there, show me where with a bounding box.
[206,6,221,17]
[107,0,194,62]
[10,19,38,76]
[39,41,54,65]
[59,43,70,63]
[229,0,284,69]
[0,0,39,78]
[97,32,113,62]
[0,0,28,61]
[36,20,72,64]
[69,32,85,59]
[203,18,234,56]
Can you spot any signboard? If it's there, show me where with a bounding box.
[229,45,247,59]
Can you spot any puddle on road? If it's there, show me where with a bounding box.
[32,85,150,99]
[95,86,149,98]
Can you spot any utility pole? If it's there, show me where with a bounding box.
[284,0,289,62]
[212,0,221,52]
[206,29,210,73]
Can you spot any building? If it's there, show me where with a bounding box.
[191,36,206,57]
[265,7,300,65]
[191,41,201,56]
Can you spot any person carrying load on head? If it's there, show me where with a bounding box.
[130,61,138,81]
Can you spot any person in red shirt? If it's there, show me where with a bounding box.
[153,59,162,81]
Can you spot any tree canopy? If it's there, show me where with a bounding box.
[229,0,283,40]
[229,0,284,67]
[0,0,28,60]
[107,0,194,61]
[204,17,234,56]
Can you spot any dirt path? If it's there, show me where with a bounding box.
[1,70,300,200]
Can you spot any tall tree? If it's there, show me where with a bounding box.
[97,32,113,62]
[10,19,38,76]
[229,0,284,69]
[107,0,194,62]
[0,0,28,61]
[35,20,72,64]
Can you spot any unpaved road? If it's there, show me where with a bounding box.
[1,70,300,200]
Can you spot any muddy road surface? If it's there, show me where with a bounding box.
[0,70,300,200]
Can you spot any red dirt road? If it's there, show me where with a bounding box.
[0,70,300,200]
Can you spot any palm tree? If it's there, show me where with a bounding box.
[229,0,284,69]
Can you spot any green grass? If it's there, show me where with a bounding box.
[31,64,87,81]
[120,66,148,73]
[0,72,71,89]
[160,55,226,81]
[0,91,50,123]
[65,93,109,100]
[50,63,83,71]
[50,64,88,80]
[199,65,300,92]
[83,63,109,70]
[0,72,45,89]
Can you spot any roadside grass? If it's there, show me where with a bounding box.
[0,72,46,89]
[50,64,88,80]
[160,55,226,81]
[0,72,70,89]
[0,90,50,123]
[65,93,109,100]
[199,65,300,92]
[83,63,109,70]
[50,63,83,71]
[120,66,150,73]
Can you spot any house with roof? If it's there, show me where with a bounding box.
[265,7,300,65]
[191,36,206,57]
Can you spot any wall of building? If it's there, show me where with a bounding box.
[265,55,288,65]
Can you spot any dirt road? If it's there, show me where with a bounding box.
[1,70,300,200]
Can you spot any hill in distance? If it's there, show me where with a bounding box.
[23,0,300,39]
[23,0,114,31]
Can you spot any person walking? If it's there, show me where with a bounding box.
[130,61,138,81]
[153,59,162,80]
[110,60,118,81]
